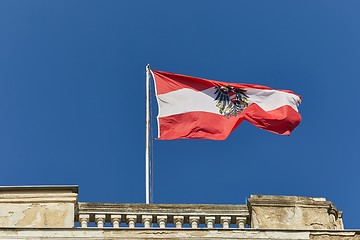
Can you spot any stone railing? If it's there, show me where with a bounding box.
[76,202,249,229]
[0,185,344,231]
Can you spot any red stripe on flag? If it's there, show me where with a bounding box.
[158,111,244,140]
[244,104,301,135]
[157,105,301,140]
[152,70,214,95]
[152,70,300,97]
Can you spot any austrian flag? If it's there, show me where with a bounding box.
[151,70,302,140]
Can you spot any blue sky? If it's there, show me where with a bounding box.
[0,0,359,228]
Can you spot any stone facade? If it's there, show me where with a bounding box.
[0,185,357,240]
[0,186,77,228]
[248,195,343,230]
[310,232,360,240]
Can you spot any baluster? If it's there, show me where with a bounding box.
[157,216,167,228]
[220,216,231,228]
[111,215,122,228]
[79,214,90,228]
[189,216,200,228]
[174,216,184,228]
[95,214,106,228]
[236,216,247,229]
[126,215,137,228]
[142,215,153,228]
[205,216,215,228]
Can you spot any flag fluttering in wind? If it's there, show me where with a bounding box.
[151,70,302,140]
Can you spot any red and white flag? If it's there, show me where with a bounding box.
[151,70,302,140]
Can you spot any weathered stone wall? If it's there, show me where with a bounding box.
[0,186,77,228]
[0,228,358,240]
[248,195,343,230]
[0,228,311,239]
[310,232,360,240]
[0,202,73,227]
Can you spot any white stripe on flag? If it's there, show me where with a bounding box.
[157,88,219,117]
[157,87,300,118]
[246,89,301,112]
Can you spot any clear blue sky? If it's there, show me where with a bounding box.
[0,0,359,228]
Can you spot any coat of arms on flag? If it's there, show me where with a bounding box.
[214,85,249,118]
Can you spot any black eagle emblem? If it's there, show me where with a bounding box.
[214,85,249,118]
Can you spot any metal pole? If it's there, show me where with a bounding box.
[145,64,151,204]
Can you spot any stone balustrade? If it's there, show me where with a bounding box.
[0,185,344,232]
[76,202,249,228]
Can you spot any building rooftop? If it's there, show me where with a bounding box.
[0,185,357,240]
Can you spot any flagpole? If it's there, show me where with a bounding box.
[145,64,151,204]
